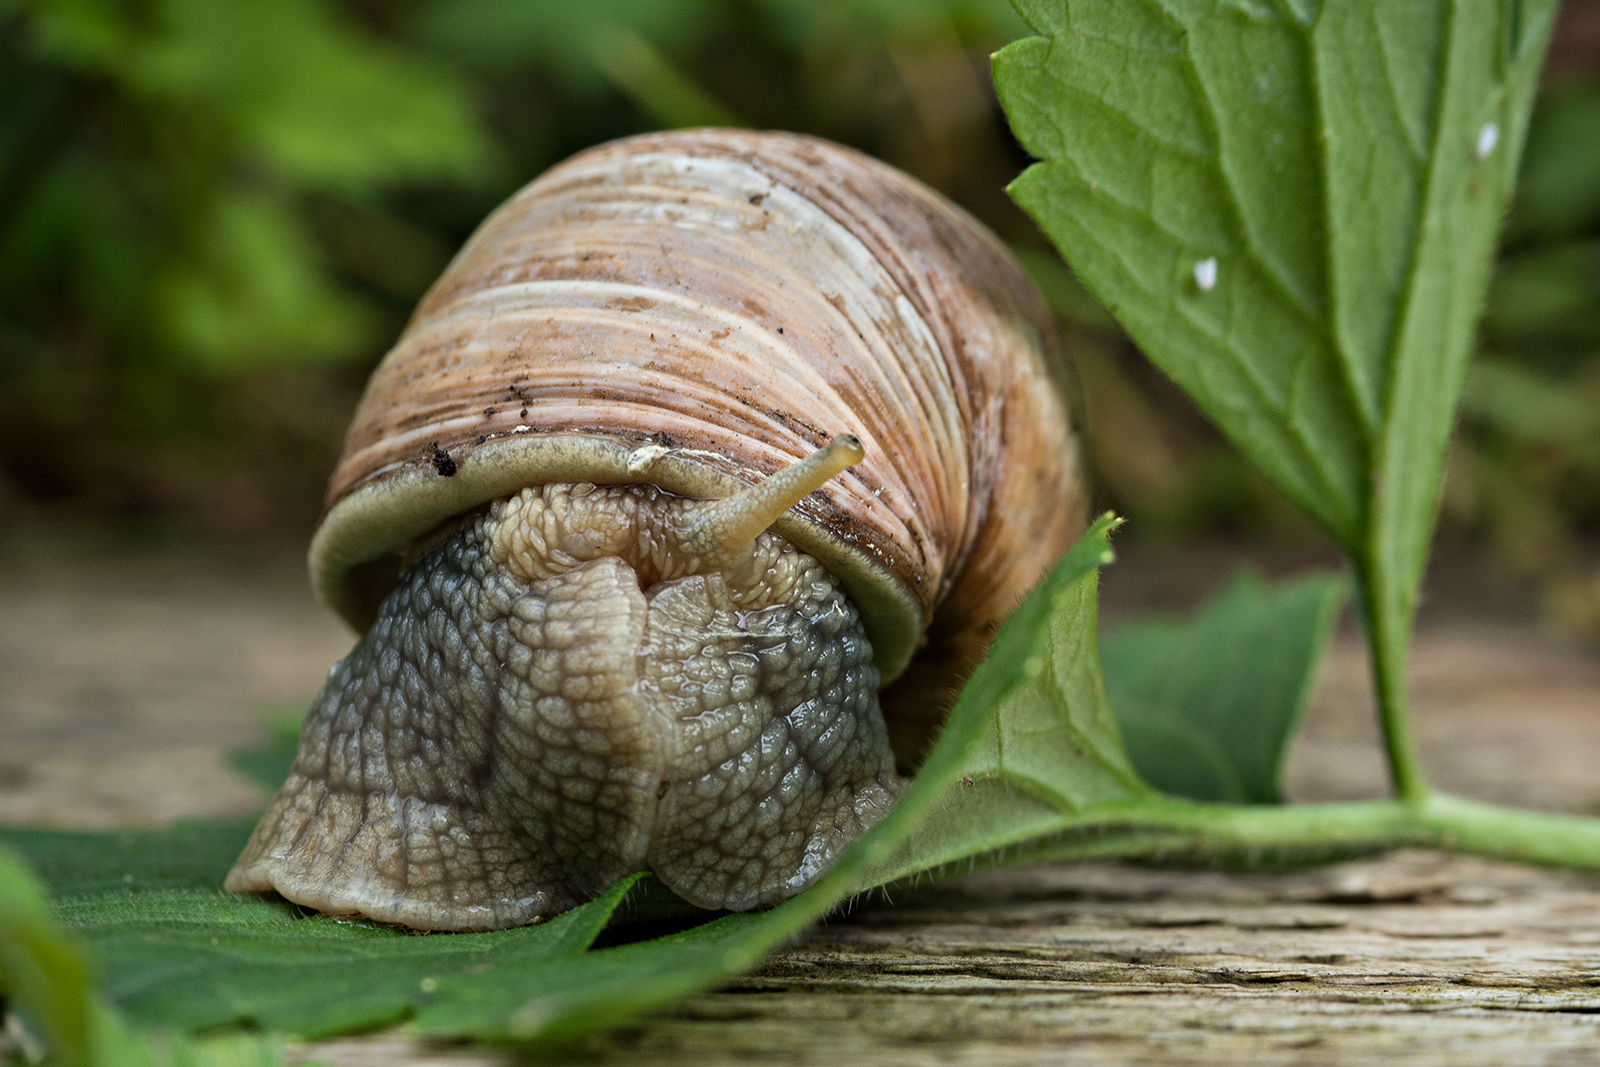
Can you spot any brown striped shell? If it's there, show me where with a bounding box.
[312,129,1085,750]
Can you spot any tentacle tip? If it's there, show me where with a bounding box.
[830,433,865,465]
[682,432,867,556]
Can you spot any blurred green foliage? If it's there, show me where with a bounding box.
[1449,69,1600,636]
[0,0,489,525]
[2,0,1599,640]
[0,0,1035,531]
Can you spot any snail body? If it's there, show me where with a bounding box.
[226,130,1085,930]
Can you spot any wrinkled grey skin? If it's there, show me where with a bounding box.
[226,484,905,930]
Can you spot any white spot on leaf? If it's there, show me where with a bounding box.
[1193,257,1218,292]
[1476,123,1499,160]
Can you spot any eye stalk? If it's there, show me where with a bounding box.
[681,435,866,556]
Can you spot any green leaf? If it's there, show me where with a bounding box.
[971,560,1147,811]
[997,1,1359,546]
[866,529,1152,885]
[1,844,93,1067]
[1102,572,1346,804]
[996,0,1560,800]
[1,842,293,1067]
[0,822,644,1039]
[996,0,1556,606]
[7,519,1150,1046]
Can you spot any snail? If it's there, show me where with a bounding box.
[225,129,1086,931]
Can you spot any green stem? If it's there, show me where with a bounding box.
[1421,794,1600,868]
[1353,563,1431,805]
[1025,796,1428,864]
[992,794,1600,874]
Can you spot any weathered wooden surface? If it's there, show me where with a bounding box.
[4,536,1600,1065]
[0,539,347,827]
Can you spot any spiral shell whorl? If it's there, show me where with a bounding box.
[314,130,1083,687]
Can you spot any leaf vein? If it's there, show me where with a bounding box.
[1026,71,1213,164]
[1043,177,1356,530]
[1307,13,1381,438]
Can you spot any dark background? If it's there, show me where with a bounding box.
[4,0,1600,640]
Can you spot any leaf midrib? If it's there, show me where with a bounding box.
[1363,0,1458,506]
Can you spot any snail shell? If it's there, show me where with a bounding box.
[226,130,1085,930]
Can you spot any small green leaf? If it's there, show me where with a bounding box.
[1,844,93,1067]
[1102,572,1346,804]
[1,843,293,1067]
[950,549,1147,815]
[861,516,1161,887]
